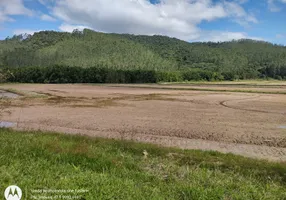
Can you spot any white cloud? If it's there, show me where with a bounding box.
[0,0,33,23]
[223,1,257,26]
[268,0,286,12]
[38,0,56,7]
[13,29,41,35]
[46,0,258,41]
[59,24,90,32]
[0,12,13,23]
[40,14,56,21]
[268,0,280,11]
[198,31,263,42]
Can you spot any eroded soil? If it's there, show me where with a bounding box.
[0,84,285,161]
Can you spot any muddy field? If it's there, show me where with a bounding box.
[0,83,285,161]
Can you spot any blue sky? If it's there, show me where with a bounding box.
[0,0,286,44]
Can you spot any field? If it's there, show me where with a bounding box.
[1,82,286,199]
[0,82,285,161]
[0,129,286,200]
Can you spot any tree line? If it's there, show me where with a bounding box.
[1,66,229,84]
[0,29,286,82]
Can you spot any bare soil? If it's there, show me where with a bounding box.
[0,83,285,161]
[107,83,286,93]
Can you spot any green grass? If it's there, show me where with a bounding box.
[0,128,285,200]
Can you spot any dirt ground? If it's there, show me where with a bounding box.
[108,83,286,93]
[0,83,286,161]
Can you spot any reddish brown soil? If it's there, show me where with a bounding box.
[1,84,285,161]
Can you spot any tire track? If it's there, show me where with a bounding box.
[219,95,285,115]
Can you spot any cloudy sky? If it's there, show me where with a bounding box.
[0,0,285,44]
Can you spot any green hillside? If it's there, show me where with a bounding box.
[0,29,286,81]
[120,34,286,79]
[0,30,175,70]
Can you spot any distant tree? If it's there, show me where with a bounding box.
[1,29,286,80]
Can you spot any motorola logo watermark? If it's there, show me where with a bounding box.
[4,185,22,200]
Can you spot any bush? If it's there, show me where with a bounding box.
[221,71,236,81]
[3,66,227,83]
[275,75,283,80]
[6,66,159,84]
[182,69,222,81]
[155,71,183,82]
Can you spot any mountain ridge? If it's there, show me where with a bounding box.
[1,29,285,80]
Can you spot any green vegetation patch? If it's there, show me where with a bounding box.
[1,30,286,81]
[0,128,285,199]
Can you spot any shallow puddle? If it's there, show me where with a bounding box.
[0,121,17,128]
[278,126,286,129]
[0,90,19,98]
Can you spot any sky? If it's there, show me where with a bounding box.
[0,0,285,44]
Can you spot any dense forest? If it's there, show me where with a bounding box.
[0,29,286,83]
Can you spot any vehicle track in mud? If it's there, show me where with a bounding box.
[219,96,286,115]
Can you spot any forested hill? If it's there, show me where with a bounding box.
[1,29,286,80]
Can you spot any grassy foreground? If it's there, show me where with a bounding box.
[0,129,285,200]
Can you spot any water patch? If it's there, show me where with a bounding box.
[0,90,19,98]
[278,126,286,129]
[0,121,17,128]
